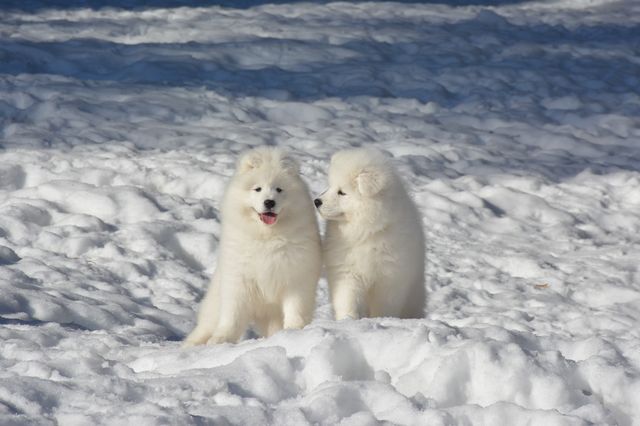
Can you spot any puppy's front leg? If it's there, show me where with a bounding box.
[183,274,222,347]
[207,306,248,344]
[282,292,314,330]
[331,277,364,320]
[207,279,249,344]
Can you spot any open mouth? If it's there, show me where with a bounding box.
[259,212,278,225]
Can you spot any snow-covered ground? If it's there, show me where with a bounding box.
[1,0,640,424]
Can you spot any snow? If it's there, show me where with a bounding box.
[1,0,640,424]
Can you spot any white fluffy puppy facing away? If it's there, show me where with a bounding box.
[314,149,426,320]
[184,147,322,346]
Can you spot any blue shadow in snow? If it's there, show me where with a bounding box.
[1,13,639,179]
[1,0,536,12]
[1,17,638,104]
[0,316,91,331]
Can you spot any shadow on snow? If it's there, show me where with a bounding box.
[0,12,639,179]
[1,0,537,13]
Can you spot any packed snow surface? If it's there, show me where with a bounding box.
[1,0,640,424]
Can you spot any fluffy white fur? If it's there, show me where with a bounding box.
[184,147,322,346]
[315,148,426,320]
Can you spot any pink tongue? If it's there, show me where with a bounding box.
[260,213,277,225]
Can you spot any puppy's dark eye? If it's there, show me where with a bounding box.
[338,189,346,196]
[254,187,262,192]
[276,187,283,193]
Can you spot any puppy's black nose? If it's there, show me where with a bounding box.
[264,199,276,209]
[314,198,322,208]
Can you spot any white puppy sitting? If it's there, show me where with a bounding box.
[184,147,322,346]
[315,148,426,320]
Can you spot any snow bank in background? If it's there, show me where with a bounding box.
[1,0,640,425]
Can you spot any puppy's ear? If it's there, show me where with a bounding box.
[237,149,263,174]
[355,167,390,196]
[279,154,300,176]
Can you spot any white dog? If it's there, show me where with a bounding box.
[315,148,426,320]
[184,147,322,346]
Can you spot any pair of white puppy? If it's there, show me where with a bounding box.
[184,147,425,346]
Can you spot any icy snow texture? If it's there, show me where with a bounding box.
[1,0,640,425]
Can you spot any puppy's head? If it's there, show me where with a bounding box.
[233,147,302,227]
[315,149,393,221]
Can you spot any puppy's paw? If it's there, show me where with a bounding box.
[182,327,213,348]
[283,316,307,330]
[206,333,236,345]
[334,312,359,321]
[181,340,198,348]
